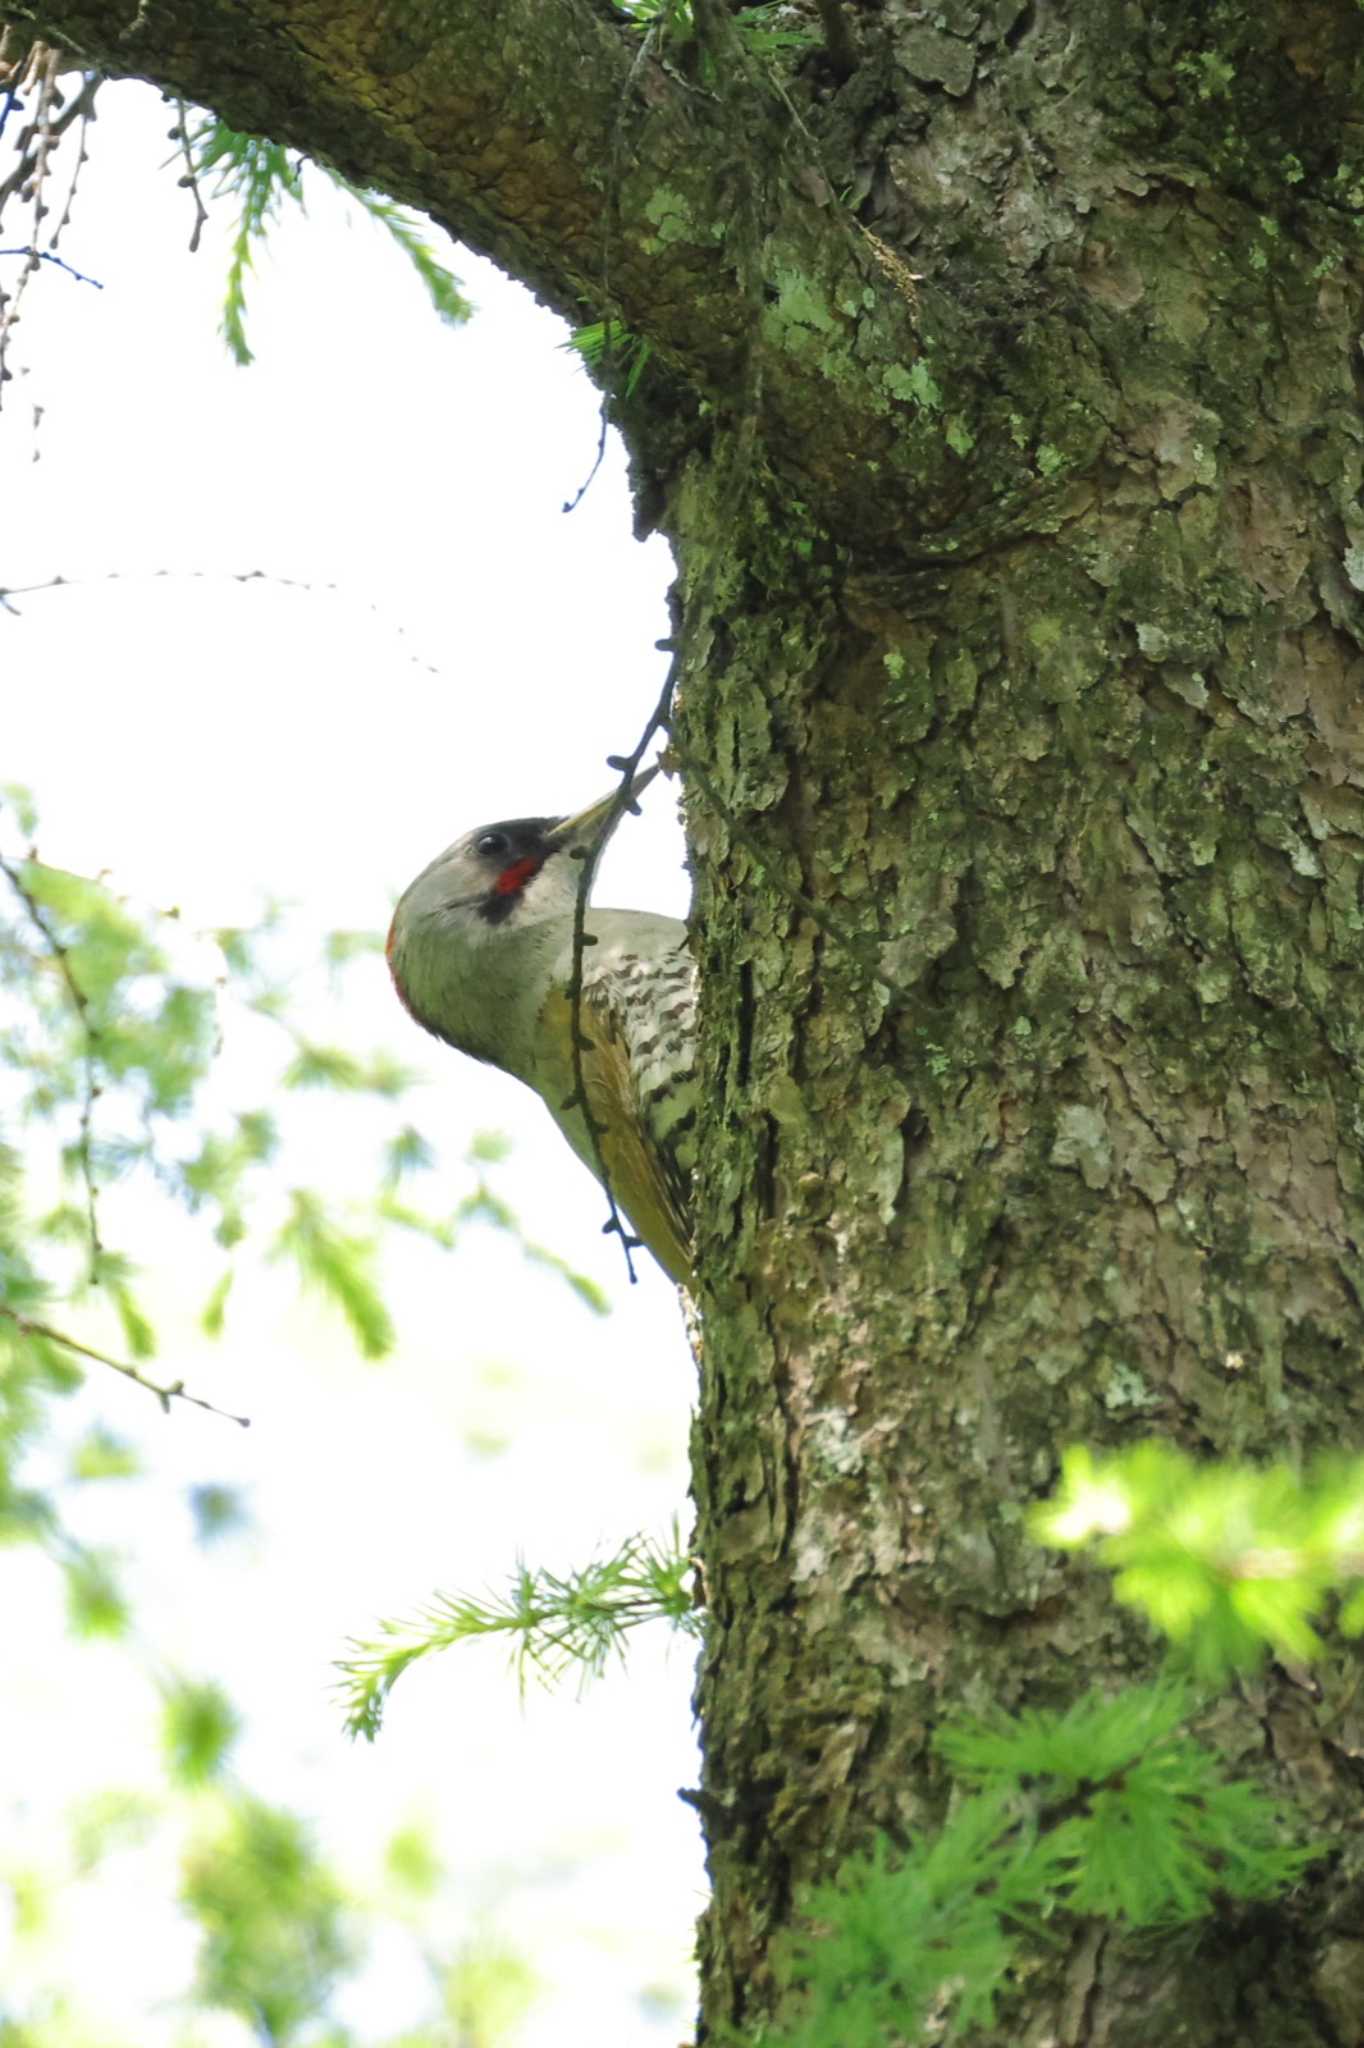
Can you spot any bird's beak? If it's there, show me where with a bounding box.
[549,762,662,858]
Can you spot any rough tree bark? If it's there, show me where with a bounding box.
[11,1,1364,2039]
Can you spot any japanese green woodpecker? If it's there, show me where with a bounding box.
[386,769,695,1286]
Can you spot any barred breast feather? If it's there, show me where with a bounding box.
[538,912,697,1287]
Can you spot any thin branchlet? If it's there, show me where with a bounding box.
[169,96,209,252]
[566,654,682,1283]
[563,19,666,515]
[563,1,768,1288]
[0,566,442,672]
[0,1303,251,1426]
[0,51,101,405]
[565,0,898,1298]
[47,71,100,248]
[0,843,104,1273]
[0,242,101,285]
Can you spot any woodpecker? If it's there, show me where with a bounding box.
[386,769,696,1286]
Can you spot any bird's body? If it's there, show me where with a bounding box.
[387,785,696,1285]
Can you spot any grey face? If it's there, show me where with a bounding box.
[395,770,660,955]
[458,816,565,925]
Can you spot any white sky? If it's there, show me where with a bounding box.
[1,80,703,2044]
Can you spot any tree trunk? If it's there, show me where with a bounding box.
[12,1,1364,2037]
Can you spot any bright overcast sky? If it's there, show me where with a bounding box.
[2,79,702,2044]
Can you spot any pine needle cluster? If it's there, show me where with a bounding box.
[770,1683,1317,2047]
[183,120,471,366]
[1035,1442,1364,1676]
[338,1524,700,1740]
[758,1440,1364,2046]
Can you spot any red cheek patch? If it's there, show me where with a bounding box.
[495,856,542,897]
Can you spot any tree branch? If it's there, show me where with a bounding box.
[3,0,967,552]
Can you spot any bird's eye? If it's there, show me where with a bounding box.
[476,831,509,859]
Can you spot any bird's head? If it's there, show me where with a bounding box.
[386,768,658,1055]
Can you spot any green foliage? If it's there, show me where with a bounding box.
[939,1684,1314,1921]
[619,0,818,57]
[67,1424,139,1482]
[199,1267,233,1335]
[770,1682,1318,2048]
[282,1041,418,1096]
[1035,1442,1364,1676]
[189,127,296,364]
[3,855,214,1140]
[385,1823,442,1896]
[68,1787,159,1874]
[180,1109,280,1250]
[0,775,622,1924]
[274,1190,394,1361]
[372,1134,611,1303]
[442,1938,540,2048]
[323,926,385,971]
[339,1523,701,1739]
[766,1445,1361,2047]
[188,1480,250,1543]
[109,1276,156,1359]
[184,117,472,364]
[2,780,39,837]
[358,193,474,325]
[773,1805,1029,2047]
[63,1547,129,1638]
[565,319,653,400]
[458,1157,611,1314]
[0,764,625,2040]
[730,1,821,54]
[161,1677,241,1786]
[0,787,605,1430]
[181,1795,357,2042]
[1,823,395,1386]
[466,1129,512,1166]
[385,1123,435,1180]
[8,1760,543,2047]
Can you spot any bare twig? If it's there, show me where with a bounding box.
[169,97,209,252]
[0,842,103,1272]
[562,399,610,515]
[559,0,866,1280]
[564,652,681,1282]
[0,62,99,217]
[0,47,102,404]
[0,42,57,398]
[48,74,99,248]
[563,23,663,515]
[0,1303,251,1426]
[0,244,102,287]
[562,0,773,1282]
[573,14,906,1287]
[0,61,102,418]
[0,565,444,672]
